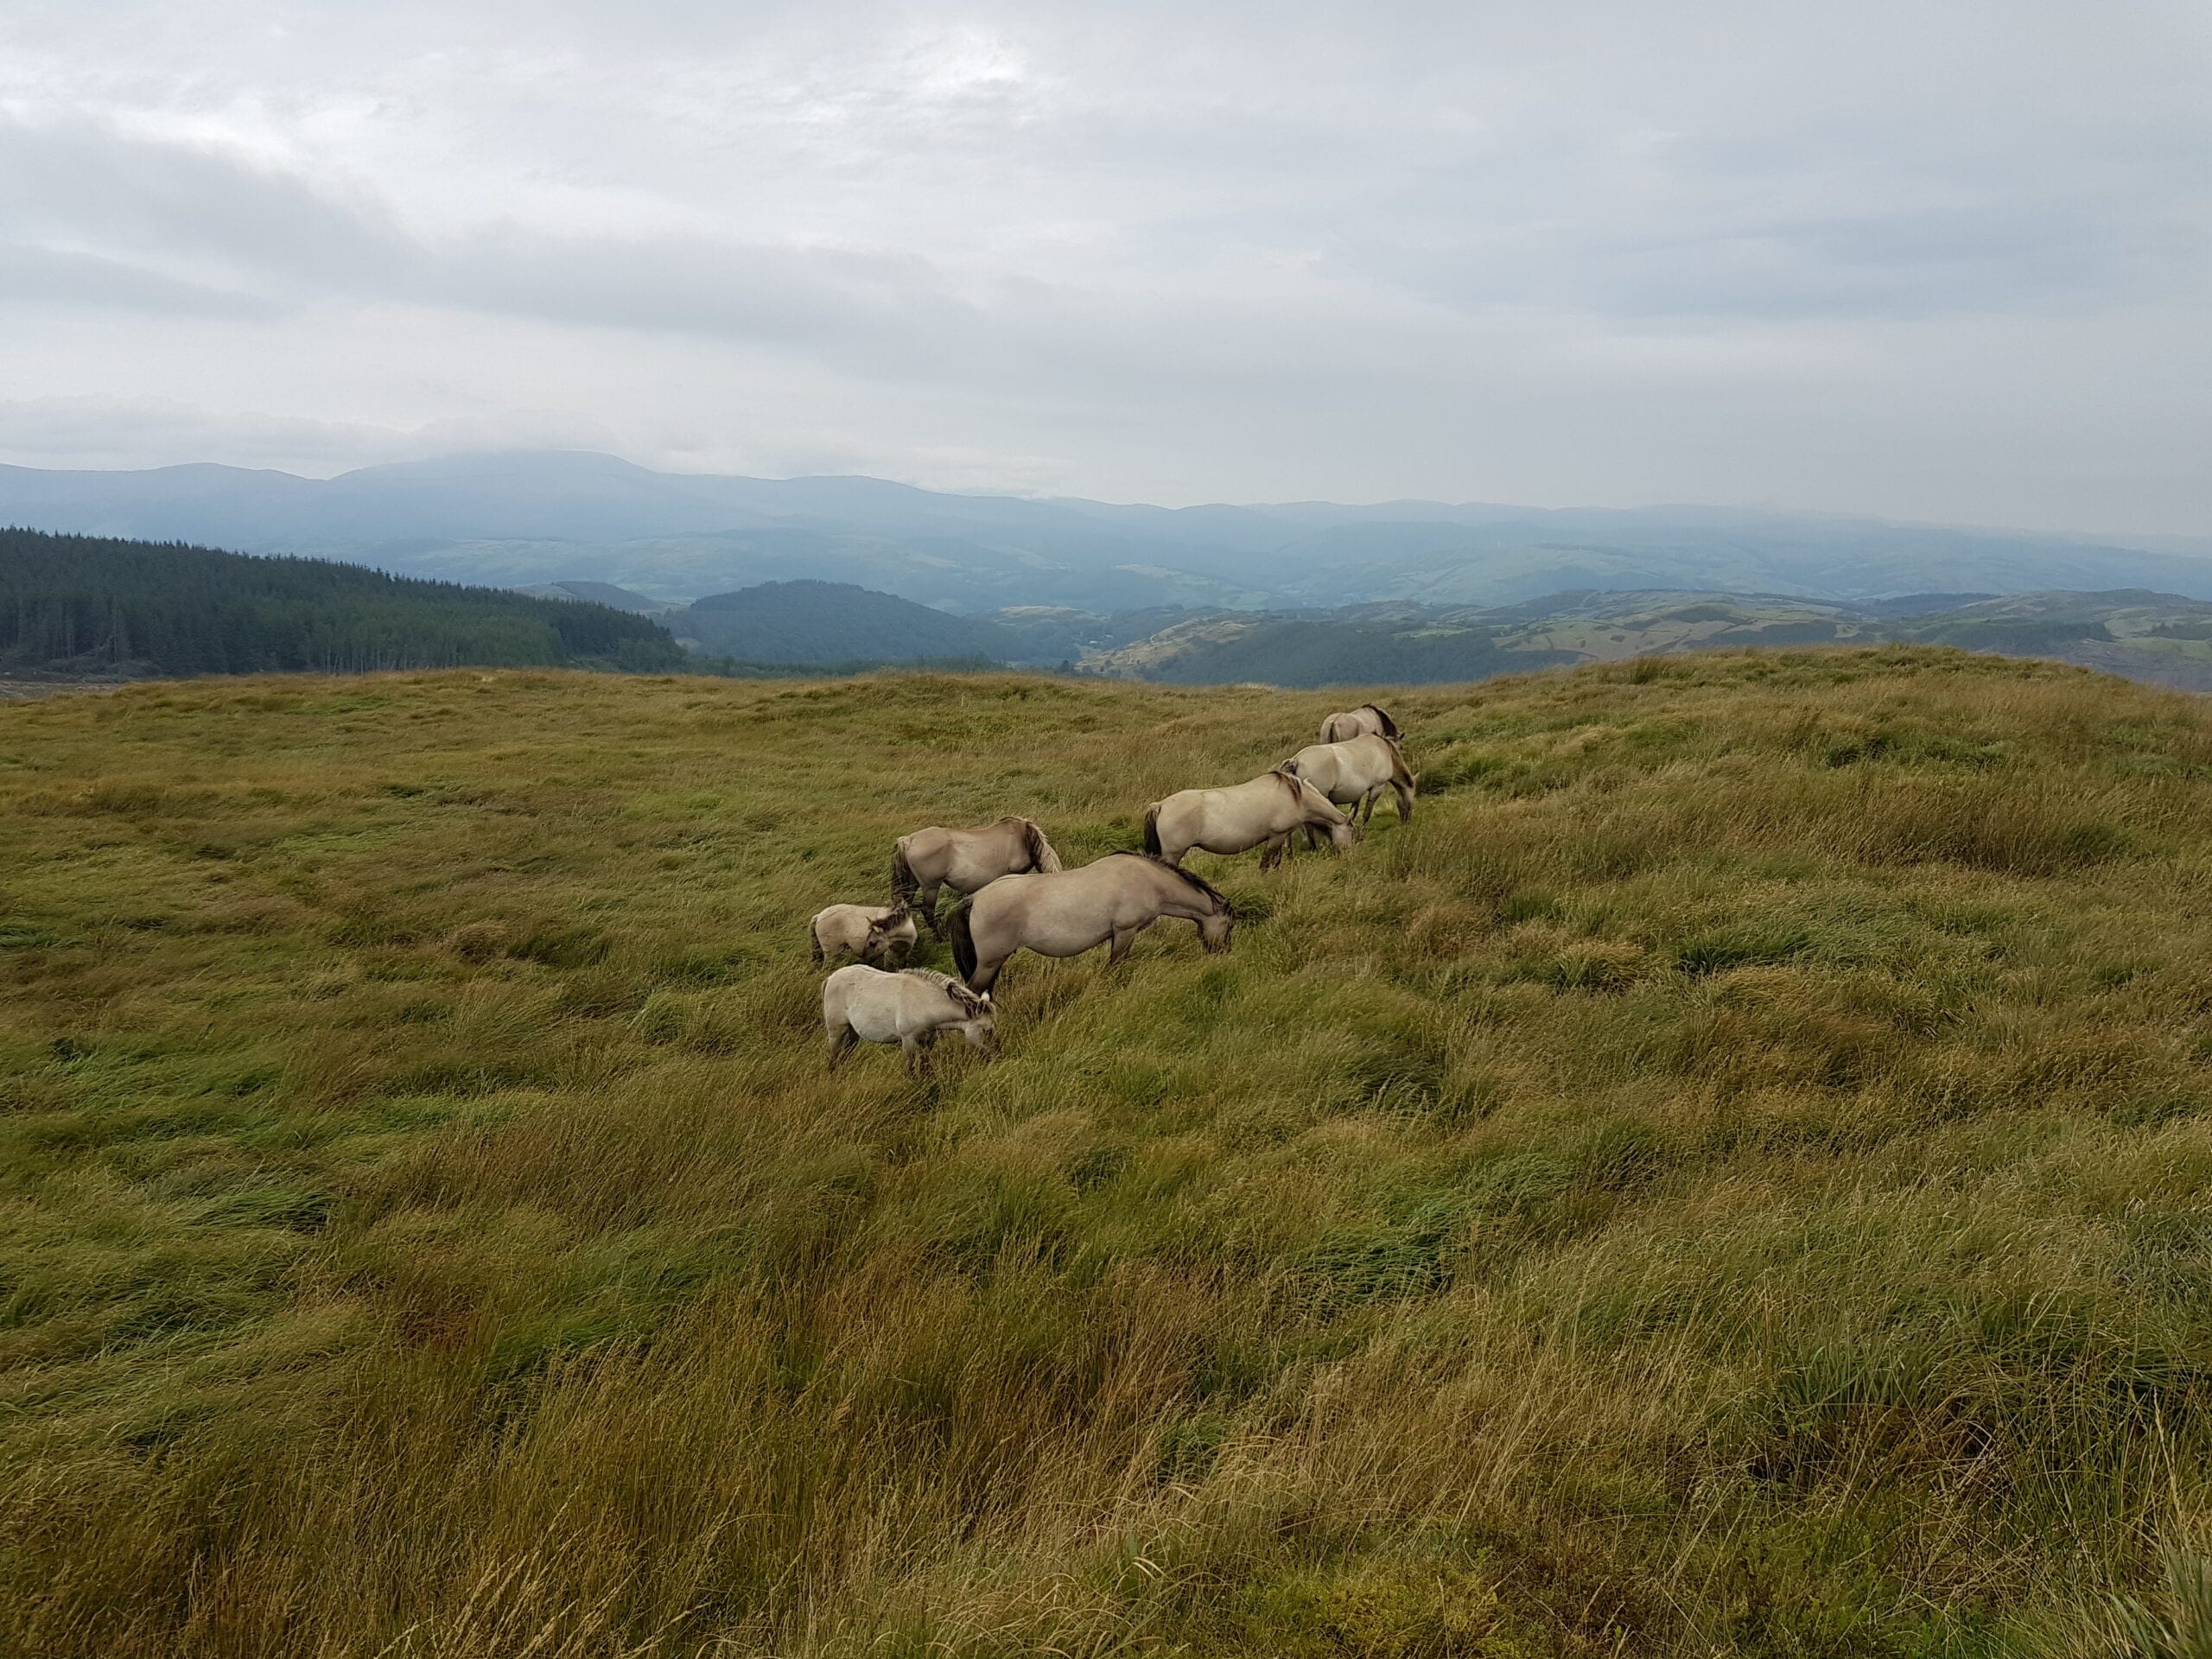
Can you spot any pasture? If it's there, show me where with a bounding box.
[4,649,2212,1656]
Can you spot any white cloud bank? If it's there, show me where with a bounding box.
[1,0,2206,531]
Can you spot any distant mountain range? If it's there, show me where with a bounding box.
[645,576,2212,693]
[4,449,2209,613]
[1059,588,2212,691]
[12,516,2212,693]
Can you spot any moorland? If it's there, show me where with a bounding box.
[4,649,2212,1656]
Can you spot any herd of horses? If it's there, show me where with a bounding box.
[814,703,1414,1074]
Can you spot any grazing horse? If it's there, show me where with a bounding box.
[1319,703,1400,744]
[810,901,918,968]
[1143,768,1359,870]
[823,965,996,1075]
[950,853,1232,994]
[891,816,1062,938]
[1283,734,1416,825]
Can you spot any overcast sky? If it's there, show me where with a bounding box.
[2,1,2207,532]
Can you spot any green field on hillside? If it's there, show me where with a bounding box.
[5,651,2212,1656]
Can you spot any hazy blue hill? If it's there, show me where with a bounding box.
[4,450,2210,609]
[512,580,670,613]
[1135,615,1571,687]
[1075,587,2212,692]
[668,580,1026,665]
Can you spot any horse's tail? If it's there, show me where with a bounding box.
[1370,705,1400,739]
[950,900,978,984]
[1142,804,1163,858]
[1388,741,1416,822]
[1024,819,1063,874]
[891,838,918,906]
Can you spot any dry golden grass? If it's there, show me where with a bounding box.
[4,648,2212,1656]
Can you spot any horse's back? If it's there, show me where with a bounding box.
[825,963,931,1038]
[1289,742,1344,785]
[822,963,880,1021]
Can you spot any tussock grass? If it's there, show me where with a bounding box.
[4,647,2212,1655]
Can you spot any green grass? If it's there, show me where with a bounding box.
[4,648,2212,1656]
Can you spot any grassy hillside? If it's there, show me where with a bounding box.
[1077,588,2212,692]
[0,528,686,678]
[4,651,2212,1656]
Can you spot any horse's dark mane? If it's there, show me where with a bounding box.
[1109,850,1230,909]
[1366,704,1400,738]
[1273,766,1331,817]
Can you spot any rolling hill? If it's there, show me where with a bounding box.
[1073,588,2212,691]
[5,449,2209,612]
[512,580,672,614]
[4,651,2212,1653]
[667,580,1027,666]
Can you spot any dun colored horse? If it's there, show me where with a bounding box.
[823,965,996,1075]
[1319,703,1400,744]
[891,816,1062,938]
[1283,734,1415,825]
[950,853,1232,994]
[1143,768,1358,870]
[810,902,918,967]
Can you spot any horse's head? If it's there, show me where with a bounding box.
[1198,909,1233,953]
[947,983,998,1054]
[864,906,913,963]
[1324,809,1363,854]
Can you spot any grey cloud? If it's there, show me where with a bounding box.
[0,397,616,474]
[0,116,995,374]
[0,242,278,317]
[0,118,407,289]
[0,0,2205,533]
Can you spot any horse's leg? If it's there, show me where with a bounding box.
[969,951,1004,995]
[916,881,944,939]
[1261,834,1284,872]
[826,1026,859,1069]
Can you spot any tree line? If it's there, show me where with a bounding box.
[0,529,685,678]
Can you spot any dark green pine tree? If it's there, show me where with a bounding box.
[0,529,687,678]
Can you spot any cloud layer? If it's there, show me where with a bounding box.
[2,0,2207,531]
